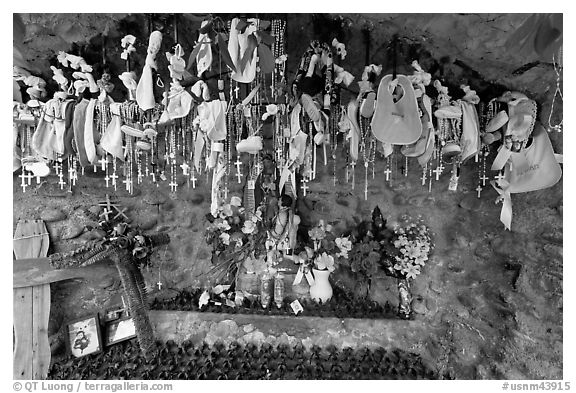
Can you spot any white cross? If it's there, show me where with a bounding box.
[100,207,113,221]
[350,163,356,189]
[20,173,27,193]
[235,159,243,183]
[276,146,283,160]
[58,175,66,189]
[180,162,190,175]
[480,174,489,186]
[234,85,240,99]
[157,281,163,290]
[476,185,483,198]
[494,172,505,182]
[93,164,97,173]
[236,170,243,183]
[137,172,143,184]
[433,166,443,181]
[53,161,62,173]
[151,173,156,183]
[384,168,392,182]
[123,178,132,192]
[145,166,150,177]
[70,169,77,186]
[191,172,197,188]
[99,156,108,170]
[301,180,309,196]
[25,171,34,185]
[110,172,118,186]
[105,175,110,187]
[421,170,427,185]
[254,160,262,174]
[169,180,178,193]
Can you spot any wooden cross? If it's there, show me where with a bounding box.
[99,194,115,212]
[169,180,178,193]
[104,175,110,187]
[180,162,190,176]
[25,171,34,185]
[109,172,118,186]
[113,207,129,221]
[20,173,27,193]
[99,208,113,221]
[191,172,197,188]
[479,174,489,186]
[235,159,243,183]
[123,178,132,193]
[476,185,483,198]
[301,180,309,196]
[58,175,66,190]
[99,156,108,171]
[384,167,392,182]
[433,166,443,181]
[494,172,505,182]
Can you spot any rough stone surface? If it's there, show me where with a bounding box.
[40,207,67,222]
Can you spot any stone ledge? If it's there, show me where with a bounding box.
[150,310,438,369]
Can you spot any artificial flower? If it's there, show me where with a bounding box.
[242,220,256,235]
[216,219,231,231]
[219,232,230,245]
[308,226,326,241]
[220,204,233,218]
[335,236,352,252]
[315,252,335,272]
[230,196,242,207]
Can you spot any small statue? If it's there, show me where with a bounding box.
[268,194,300,254]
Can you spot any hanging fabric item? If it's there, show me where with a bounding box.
[100,103,125,161]
[196,21,213,77]
[371,75,421,145]
[491,125,562,230]
[198,100,227,142]
[50,100,74,156]
[72,99,91,167]
[165,82,193,120]
[31,97,63,160]
[228,18,258,83]
[416,94,436,167]
[402,93,432,158]
[83,99,98,165]
[136,31,162,111]
[210,143,227,216]
[459,100,481,163]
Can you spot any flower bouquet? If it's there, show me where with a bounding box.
[204,196,267,284]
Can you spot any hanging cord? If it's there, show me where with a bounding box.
[547,47,563,132]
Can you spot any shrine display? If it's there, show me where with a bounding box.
[12,14,563,378]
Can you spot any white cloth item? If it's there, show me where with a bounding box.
[196,21,213,77]
[166,86,193,119]
[228,18,258,83]
[346,101,360,162]
[459,101,481,163]
[210,153,227,216]
[198,100,227,141]
[51,100,72,155]
[136,64,155,111]
[83,99,98,164]
[100,103,124,161]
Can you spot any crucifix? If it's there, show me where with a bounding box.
[480,174,489,187]
[137,171,143,184]
[180,162,190,176]
[494,172,505,182]
[99,156,108,171]
[421,169,427,186]
[234,159,243,183]
[70,169,77,186]
[145,166,150,177]
[20,173,27,193]
[123,178,132,193]
[384,167,392,182]
[301,179,309,196]
[433,166,443,181]
[58,175,66,190]
[109,172,118,186]
[104,175,110,188]
[476,185,483,198]
[25,171,34,185]
[169,180,178,193]
[234,85,240,99]
[157,281,163,290]
[191,172,197,188]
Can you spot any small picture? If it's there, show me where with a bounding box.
[65,315,102,358]
[105,317,136,346]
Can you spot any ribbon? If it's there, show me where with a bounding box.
[491,145,513,171]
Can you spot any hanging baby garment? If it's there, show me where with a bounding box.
[492,125,562,230]
[346,100,360,162]
[196,21,213,77]
[401,94,432,158]
[459,101,481,163]
[72,99,91,167]
[100,102,124,161]
[371,75,422,145]
[31,98,63,160]
[228,18,258,83]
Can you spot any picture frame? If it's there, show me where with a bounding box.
[104,317,137,347]
[64,314,102,358]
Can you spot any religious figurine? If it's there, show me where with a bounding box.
[268,194,300,255]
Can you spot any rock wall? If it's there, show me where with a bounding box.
[13,13,562,379]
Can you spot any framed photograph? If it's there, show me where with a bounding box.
[65,314,102,358]
[105,317,136,346]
